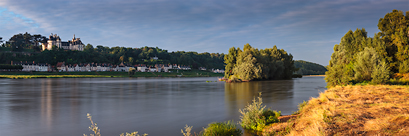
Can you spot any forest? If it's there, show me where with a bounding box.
[224,43,294,81]
[325,10,409,87]
[294,60,327,75]
[0,33,225,70]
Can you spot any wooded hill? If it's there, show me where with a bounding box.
[294,60,327,75]
[0,44,225,70]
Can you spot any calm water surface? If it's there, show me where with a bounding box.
[0,76,326,136]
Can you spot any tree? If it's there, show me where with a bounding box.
[128,57,134,65]
[84,44,94,52]
[224,47,238,78]
[226,44,294,81]
[128,67,136,77]
[377,10,409,73]
[119,55,125,63]
[354,47,383,81]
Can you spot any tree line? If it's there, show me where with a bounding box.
[224,43,294,81]
[325,10,409,87]
[294,60,327,75]
[0,43,225,69]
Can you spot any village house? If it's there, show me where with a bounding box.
[56,62,66,72]
[199,67,207,71]
[162,64,173,72]
[136,64,147,72]
[13,61,50,72]
[212,69,225,73]
[178,65,192,70]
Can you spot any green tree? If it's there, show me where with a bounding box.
[128,67,136,77]
[354,47,383,81]
[84,44,94,52]
[378,10,409,73]
[224,47,238,78]
[128,57,134,65]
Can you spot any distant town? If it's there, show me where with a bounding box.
[0,32,227,73]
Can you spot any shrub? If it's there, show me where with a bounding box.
[239,93,281,131]
[371,61,390,84]
[200,120,242,136]
[128,67,136,77]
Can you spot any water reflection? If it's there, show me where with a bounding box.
[0,77,325,136]
[225,80,294,121]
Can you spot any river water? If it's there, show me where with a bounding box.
[0,76,326,136]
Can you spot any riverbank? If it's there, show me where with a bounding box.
[263,85,409,135]
[0,70,224,79]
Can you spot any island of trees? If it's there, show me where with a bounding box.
[224,43,295,81]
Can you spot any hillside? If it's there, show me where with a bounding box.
[263,85,409,135]
[294,60,327,75]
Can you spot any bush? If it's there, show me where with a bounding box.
[128,67,136,77]
[371,61,390,84]
[239,93,281,131]
[200,120,242,136]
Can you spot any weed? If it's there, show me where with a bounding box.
[83,113,147,136]
[239,93,281,131]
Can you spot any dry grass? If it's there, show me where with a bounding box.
[263,85,409,136]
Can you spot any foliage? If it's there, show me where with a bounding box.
[128,67,136,77]
[84,113,147,136]
[225,43,294,81]
[353,47,383,81]
[200,120,242,136]
[325,9,409,87]
[239,93,281,131]
[0,44,225,70]
[294,60,327,75]
[371,61,390,84]
[0,64,23,70]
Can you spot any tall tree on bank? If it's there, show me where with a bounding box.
[224,43,294,81]
[326,10,408,87]
[224,47,239,78]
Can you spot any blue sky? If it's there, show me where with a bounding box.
[0,0,408,65]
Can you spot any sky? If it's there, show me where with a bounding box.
[0,0,408,65]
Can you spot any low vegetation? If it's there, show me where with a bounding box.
[200,120,242,136]
[240,93,281,131]
[263,85,409,136]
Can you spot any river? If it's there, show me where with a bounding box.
[0,76,326,136]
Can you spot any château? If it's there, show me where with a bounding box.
[42,33,85,51]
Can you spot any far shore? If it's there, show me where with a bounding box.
[0,70,224,79]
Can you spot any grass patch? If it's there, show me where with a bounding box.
[200,120,242,136]
[263,85,409,135]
